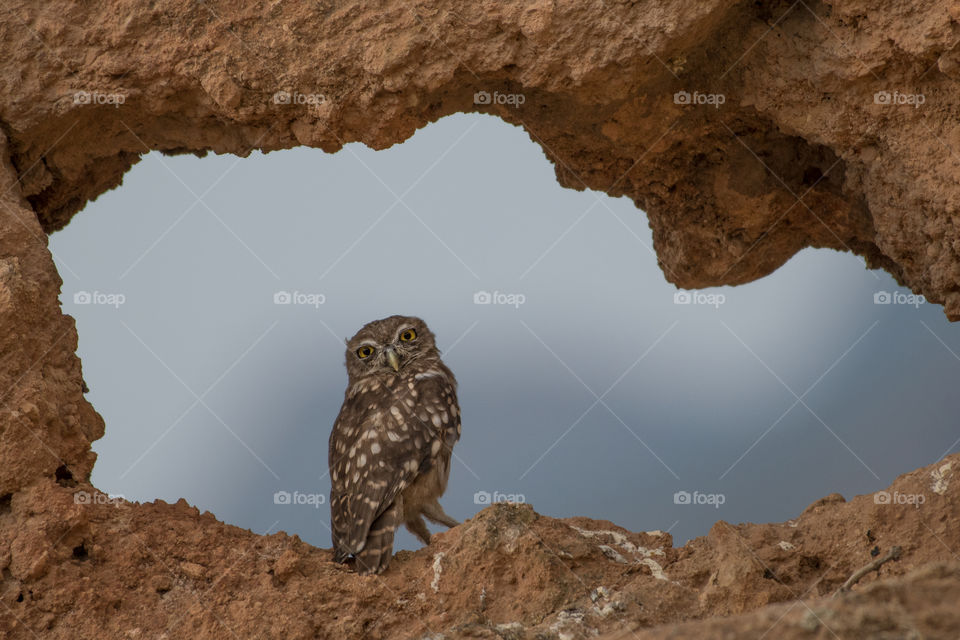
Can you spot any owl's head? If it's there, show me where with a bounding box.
[344,315,441,381]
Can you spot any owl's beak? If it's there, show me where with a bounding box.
[384,348,401,372]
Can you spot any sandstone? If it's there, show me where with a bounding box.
[1,1,959,638]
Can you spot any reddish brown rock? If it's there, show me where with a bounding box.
[0,452,957,638]
[1,1,960,638]
[1,0,960,315]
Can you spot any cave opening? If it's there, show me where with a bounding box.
[48,112,960,551]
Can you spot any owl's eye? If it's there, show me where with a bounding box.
[399,329,417,342]
[356,346,375,359]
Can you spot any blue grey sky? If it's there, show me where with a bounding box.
[50,113,960,551]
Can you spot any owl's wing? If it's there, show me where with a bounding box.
[409,373,461,470]
[329,373,460,556]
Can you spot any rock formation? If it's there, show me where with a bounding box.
[1,0,959,637]
[2,449,958,638]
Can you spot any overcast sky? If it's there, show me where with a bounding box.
[50,113,960,551]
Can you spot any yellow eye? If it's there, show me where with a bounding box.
[356,346,374,359]
[400,329,417,342]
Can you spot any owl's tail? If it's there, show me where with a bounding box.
[355,502,399,575]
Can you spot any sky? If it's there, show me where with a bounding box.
[49,112,960,551]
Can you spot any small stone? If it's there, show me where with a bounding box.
[180,561,206,580]
[274,549,300,583]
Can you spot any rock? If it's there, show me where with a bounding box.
[179,561,206,581]
[0,2,959,638]
[0,0,958,318]
[273,549,301,583]
[3,449,957,638]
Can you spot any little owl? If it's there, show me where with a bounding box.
[328,315,461,574]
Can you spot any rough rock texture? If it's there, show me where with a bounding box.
[2,0,960,638]
[1,453,958,638]
[2,0,960,315]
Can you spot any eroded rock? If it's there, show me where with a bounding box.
[1,2,959,638]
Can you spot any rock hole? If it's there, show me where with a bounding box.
[0,493,11,514]
[72,543,89,560]
[16,592,23,603]
[55,465,76,487]
[54,117,960,558]
[802,166,823,185]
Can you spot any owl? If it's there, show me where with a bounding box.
[328,315,462,575]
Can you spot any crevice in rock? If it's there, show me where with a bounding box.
[54,465,76,488]
[72,543,89,561]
